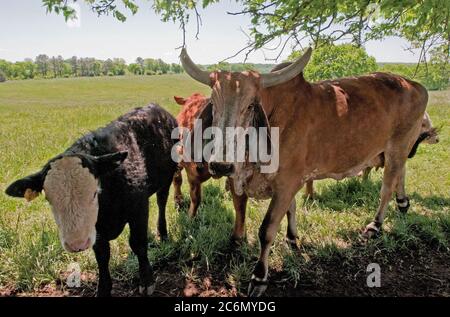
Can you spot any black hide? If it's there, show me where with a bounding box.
[5,103,178,296]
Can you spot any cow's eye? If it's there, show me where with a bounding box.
[93,191,98,200]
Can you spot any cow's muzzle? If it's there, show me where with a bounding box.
[209,162,234,177]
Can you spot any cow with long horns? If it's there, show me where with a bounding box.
[180,48,428,296]
[172,93,299,248]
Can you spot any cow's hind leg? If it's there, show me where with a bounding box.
[395,166,410,213]
[157,184,170,240]
[362,167,372,180]
[363,155,407,239]
[304,180,314,199]
[129,200,155,296]
[285,199,298,249]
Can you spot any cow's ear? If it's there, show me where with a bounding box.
[197,102,213,129]
[174,96,186,105]
[252,103,272,154]
[94,151,128,175]
[252,103,270,129]
[5,171,45,201]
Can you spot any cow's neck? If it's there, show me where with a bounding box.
[65,132,101,157]
[260,74,310,128]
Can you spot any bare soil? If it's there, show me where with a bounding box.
[1,250,448,297]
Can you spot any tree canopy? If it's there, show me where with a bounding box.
[43,0,449,63]
[288,43,378,82]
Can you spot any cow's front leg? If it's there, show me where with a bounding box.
[187,179,202,217]
[363,158,406,239]
[229,179,248,245]
[93,238,112,297]
[173,168,184,208]
[129,204,155,296]
[248,189,296,297]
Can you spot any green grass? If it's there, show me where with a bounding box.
[0,76,448,296]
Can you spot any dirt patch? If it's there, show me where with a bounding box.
[1,250,448,297]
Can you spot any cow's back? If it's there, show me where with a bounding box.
[265,72,428,180]
[96,104,178,194]
[176,93,209,130]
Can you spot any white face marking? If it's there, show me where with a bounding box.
[43,157,98,252]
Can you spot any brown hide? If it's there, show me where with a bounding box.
[257,72,427,188]
[173,93,212,217]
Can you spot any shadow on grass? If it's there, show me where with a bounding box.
[310,178,382,211]
[309,177,450,213]
[410,192,450,211]
[66,180,449,297]
[277,208,450,296]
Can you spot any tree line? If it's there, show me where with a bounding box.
[1,44,448,91]
[0,55,184,81]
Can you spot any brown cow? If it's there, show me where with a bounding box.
[270,63,439,199]
[304,110,439,199]
[172,93,212,217]
[172,93,298,247]
[180,48,428,296]
[173,93,250,245]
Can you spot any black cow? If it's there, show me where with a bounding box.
[5,104,178,296]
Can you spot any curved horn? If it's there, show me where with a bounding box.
[180,48,211,86]
[261,47,313,88]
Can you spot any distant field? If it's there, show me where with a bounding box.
[0,75,448,297]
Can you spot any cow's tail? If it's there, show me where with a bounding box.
[408,130,433,158]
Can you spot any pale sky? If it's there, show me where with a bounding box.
[0,0,422,64]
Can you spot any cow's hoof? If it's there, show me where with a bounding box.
[96,288,112,297]
[139,283,156,297]
[247,278,268,297]
[158,233,168,242]
[396,197,410,214]
[285,237,300,250]
[174,197,184,210]
[96,281,112,297]
[230,236,245,247]
[362,222,381,240]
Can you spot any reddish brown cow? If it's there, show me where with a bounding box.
[172,94,252,245]
[180,48,428,296]
[173,93,298,247]
[172,93,212,217]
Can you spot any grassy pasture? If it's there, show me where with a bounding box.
[0,75,448,296]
